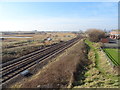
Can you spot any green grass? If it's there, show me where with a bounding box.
[85,39,119,77]
[103,48,120,66]
[85,40,99,68]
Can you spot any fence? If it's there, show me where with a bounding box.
[102,43,120,49]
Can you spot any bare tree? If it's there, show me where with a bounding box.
[86,29,105,42]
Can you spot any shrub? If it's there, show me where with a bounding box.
[86,29,105,42]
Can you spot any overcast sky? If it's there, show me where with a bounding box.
[0,2,118,31]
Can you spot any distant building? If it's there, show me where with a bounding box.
[109,31,120,39]
[47,37,52,41]
[44,37,52,41]
[100,38,109,43]
[101,37,118,43]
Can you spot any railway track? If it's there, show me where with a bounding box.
[1,36,82,85]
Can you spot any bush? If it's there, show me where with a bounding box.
[86,29,105,42]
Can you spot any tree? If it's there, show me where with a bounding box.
[86,29,105,42]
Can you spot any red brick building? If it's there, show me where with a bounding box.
[109,31,120,39]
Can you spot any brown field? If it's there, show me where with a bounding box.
[2,32,76,63]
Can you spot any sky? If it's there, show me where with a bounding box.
[0,2,118,31]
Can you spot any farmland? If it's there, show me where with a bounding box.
[103,48,119,66]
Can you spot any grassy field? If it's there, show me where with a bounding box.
[103,48,119,66]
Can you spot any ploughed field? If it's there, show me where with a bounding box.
[2,32,76,63]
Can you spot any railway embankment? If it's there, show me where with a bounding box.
[73,39,119,88]
[11,39,88,88]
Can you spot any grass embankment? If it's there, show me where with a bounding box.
[11,40,88,88]
[103,48,119,66]
[73,39,119,88]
